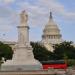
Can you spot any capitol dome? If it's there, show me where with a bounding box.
[42,12,62,44]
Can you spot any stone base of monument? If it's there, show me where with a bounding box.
[1,55,42,71]
[1,45,42,71]
[1,59,42,71]
[0,70,56,75]
[1,65,42,71]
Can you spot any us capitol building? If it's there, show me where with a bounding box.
[41,12,62,52]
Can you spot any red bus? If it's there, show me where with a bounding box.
[42,60,67,69]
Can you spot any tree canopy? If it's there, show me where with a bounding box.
[0,41,13,63]
[53,41,75,60]
[30,42,55,62]
[31,41,75,63]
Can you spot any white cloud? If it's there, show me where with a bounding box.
[37,0,75,20]
[0,6,18,31]
[0,0,15,4]
[0,25,13,31]
[4,0,15,3]
[63,12,75,20]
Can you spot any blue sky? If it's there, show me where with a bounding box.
[0,0,75,43]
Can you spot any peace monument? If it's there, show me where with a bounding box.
[1,10,42,71]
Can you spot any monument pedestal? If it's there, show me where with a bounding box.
[1,44,42,71]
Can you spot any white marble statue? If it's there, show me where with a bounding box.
[20,10,28,25]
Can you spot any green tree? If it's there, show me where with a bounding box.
[53,41,75,59]
[30,42,55,63]
[53,41,75,66]
[0,41,13,67]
